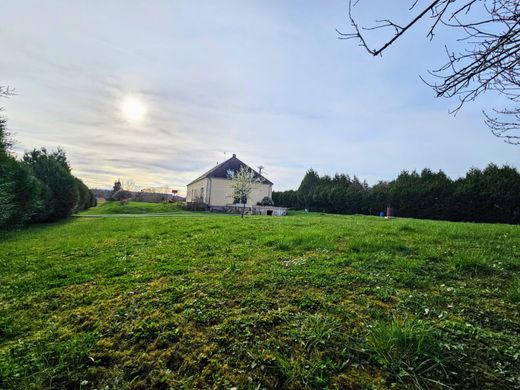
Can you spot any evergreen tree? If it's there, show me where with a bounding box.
[273,164,520,224]
[23,148,79,221]
[298,169,320,210]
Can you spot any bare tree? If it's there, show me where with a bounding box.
[339,0,520,144]
[123,178,139,192]
[0,86,15,153]
[229,166,259,218]
[0,86,14,100]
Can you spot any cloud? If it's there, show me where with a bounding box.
[1,0,518,194]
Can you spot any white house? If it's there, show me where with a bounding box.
[186,154,273,209]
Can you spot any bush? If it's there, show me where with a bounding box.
[112,190,132,203]
[89,191,97,208]
[258,196,274,206]
[74,178,91,212]
[23,149,79,221]
[0,155,48,227]
[1,109,94,227]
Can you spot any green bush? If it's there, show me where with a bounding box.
[1,101,92,228]
[0,155,48,227]
[111,190,132,203]
[23,148,79,221]
[0,143,94,227]
[73,178,96,212]
[258,196,274,206]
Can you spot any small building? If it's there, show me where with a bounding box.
[186,154,285,214]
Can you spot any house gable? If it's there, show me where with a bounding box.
[186,154,273,206]
[187,154,273,186]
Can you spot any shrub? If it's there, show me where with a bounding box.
[74,178,92,212]
[112,190,132,203]
[258,196,274,206]
[0,114,94,227]
[23,149,79,221]
[0,155,48,227]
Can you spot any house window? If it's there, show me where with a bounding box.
[200,187,204,201]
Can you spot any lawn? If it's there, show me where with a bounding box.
[80,201,186,215]
[1,212,519,389]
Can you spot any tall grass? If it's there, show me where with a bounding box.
[507,277,520,303]
[366,318,450,388]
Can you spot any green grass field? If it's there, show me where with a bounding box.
[1,207,519,389]
[80,201,186,215]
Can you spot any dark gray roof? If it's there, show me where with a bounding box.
[187,154,273,186]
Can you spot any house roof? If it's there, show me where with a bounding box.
[187,154,273,186]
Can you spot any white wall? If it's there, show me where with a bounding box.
[209,178,271,206]
[187,177,272,206]
[186,178,209,203]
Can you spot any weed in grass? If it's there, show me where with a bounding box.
[365,317,450,387]
[389,244,417,257]
[507,277,520,303]
[0,330,98,389]
[348,239,378,254]
[373,286,396,302]
[275,354,339,389]
[449,253,491,275]
[295,313,343,351]
[137,230,153,240]
[297,293,323,311]
[227,261,239,273]
[398,224,417,233]
[394,271,426,289]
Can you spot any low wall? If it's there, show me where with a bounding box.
[222,205,287,216]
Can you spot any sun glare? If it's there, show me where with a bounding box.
[120,96,147,122]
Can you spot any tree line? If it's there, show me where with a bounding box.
[0,116,95,228]
[273,165,520,224]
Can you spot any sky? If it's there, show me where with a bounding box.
[1,1,518,194]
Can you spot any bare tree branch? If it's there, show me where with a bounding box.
[340,0,520,144]
[0,86,15,100]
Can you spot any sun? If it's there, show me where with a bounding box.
[120,96,147,122]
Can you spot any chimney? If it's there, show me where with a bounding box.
[232,153,236,158]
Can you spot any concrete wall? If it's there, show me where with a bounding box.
[225,205,287,216]
[187,177,272,207]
